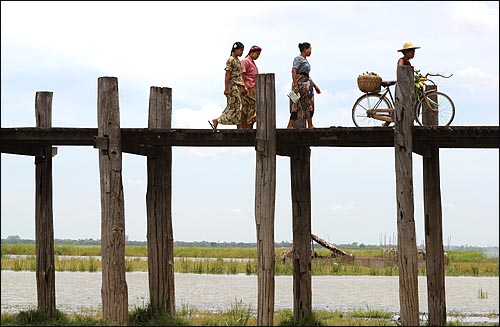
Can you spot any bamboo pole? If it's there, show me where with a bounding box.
[97,76,128,326]
[34,91,56,317]
[254,73,276,326]
[394,66,419,326]
[146,86,175,318]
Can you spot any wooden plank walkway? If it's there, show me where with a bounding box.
[1,126,498,154]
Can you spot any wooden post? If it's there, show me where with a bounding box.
[146,86,175,318]
[394,66,419,326]
[254,73,276,326]
[34,91,56,317]
[97,77,128,326]
[290,98,306,129]
[422,85,446,326]
[291,146,312,322]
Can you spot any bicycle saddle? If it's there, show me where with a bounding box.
[381,81,396,87]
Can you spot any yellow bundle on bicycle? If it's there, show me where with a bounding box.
[357,72,382,92]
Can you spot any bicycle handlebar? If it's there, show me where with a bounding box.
[425,72,453,79]
[414,69,453,79]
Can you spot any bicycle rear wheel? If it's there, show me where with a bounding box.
[352,94,393,127]
[415,91,455,126]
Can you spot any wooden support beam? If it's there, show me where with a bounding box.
[146,86,175,318]
[34,91,56,318]
[0,144,57,157]
[291,146,312,322]
[394,66,420,326]
[276,143,300,157]
[254,73,276,326]
[97,77,128,326]
[422,85,446,326]
[291,97,307,129]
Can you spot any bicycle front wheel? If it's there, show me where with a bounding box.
[415,91,455,126]
[352,94,393,127]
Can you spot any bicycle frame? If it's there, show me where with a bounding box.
[367,86,394,123]
[363,83,396,123]
[366,85,439,123]
[352,74,455,127]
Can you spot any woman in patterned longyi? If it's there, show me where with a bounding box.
[287,42,321,129]
[210,42,247,130]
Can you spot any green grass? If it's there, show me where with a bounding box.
[0,309,115,326]
[1,244,259,258]
[2,307,498,326]
[2,245,498,277]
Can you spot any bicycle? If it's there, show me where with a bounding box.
[351,71,455,127]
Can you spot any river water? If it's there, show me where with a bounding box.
[1,271,498,321]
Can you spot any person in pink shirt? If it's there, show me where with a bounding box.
[240,45,262,129]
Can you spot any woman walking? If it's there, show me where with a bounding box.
[240,45,262,129]
[210,42,247,130]
[287,42,321,129]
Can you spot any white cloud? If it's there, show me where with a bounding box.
[449,1,499,34]
[453,67,499,91]
[174,105,224,129]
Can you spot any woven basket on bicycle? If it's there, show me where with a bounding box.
[357,75,382,92]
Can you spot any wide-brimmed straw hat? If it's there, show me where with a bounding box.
[397,42,421,52]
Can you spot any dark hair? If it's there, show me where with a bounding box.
[231,42,244,55]
[298,42,311,52]
[246,45,262,57]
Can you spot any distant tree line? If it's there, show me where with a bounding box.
[1,235,286,248]
[1,235,498,255]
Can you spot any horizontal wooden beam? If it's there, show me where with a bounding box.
[0,144,58,157]
[1,126,498,155]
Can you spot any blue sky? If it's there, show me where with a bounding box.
[1,1,498,246]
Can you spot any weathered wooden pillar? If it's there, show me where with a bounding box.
[394,65,419,326]
[421,85,446,326]
[34,91,56,317]
[254,73,276,326]
[290,98,306,129]
[146,86,175,318]
[97,76,128,326]
[291,146,312,322]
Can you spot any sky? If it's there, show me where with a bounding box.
[1,1,498,247]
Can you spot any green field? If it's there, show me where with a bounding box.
[1,244,498,276]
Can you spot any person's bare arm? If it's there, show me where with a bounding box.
[312,80,321,94]
[292,68,298,92]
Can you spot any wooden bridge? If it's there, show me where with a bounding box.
[1,125,497,151]
[1,66,498,326]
